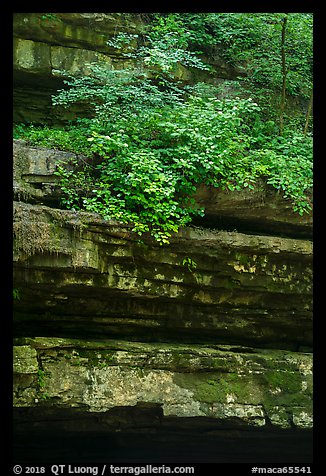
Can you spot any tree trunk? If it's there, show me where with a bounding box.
[304,90,313,135]
[279,15,288,136]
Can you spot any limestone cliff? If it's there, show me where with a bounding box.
[13,142,313,461]
[13,13,313,464]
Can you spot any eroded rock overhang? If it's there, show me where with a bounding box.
[13,199,312,349]
[13,337,312,429]
[13,13,245,125]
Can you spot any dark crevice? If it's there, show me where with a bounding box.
[12,322,312,353]
[191,214,312,240]
[13,407,313,463]
[14,192,312,240]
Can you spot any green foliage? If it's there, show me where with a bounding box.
[39,13,62,24]
[107,14,211,76]
[13,122,92,155]
[37,369,46,388]
[130,13,313,134]
[177,13,313,98]
[13,288,20,300]
[13,13,313,243]
[14,62,312,243]
[182,257,198,272]
[37,369,50,400]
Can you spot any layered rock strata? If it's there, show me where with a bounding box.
[13,338,312,429]
[13,141,313,448]
[13,13,244,124]
[13,12,313,463]
[13,199,312,350]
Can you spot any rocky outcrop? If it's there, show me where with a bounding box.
[13,13,139,123]
[13,139,313,457]
[13,200,312,349]
[12,13,313,464]
[194,183,312,239]
[13,13,246,124]
[13,337,312,429]
[13,139,313,238]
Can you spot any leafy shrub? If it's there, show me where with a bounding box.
[13,122,92,155]
[172,13,313,98]
[13,14,312,243]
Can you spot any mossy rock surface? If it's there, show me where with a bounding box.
[13,338,312,429]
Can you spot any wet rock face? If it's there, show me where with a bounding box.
[13,338,312,430]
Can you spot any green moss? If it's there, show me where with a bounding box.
[174,372,261,404]
[173,367,312,411]
[261,370,312,408]
[36,368,52,401]
[264,370,301,392]
[235,252,251,267]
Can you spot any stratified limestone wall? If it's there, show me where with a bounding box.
[13,13,313,457]
[13,200,312,350]
[13,13,140,123]
[13,338,312,429]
